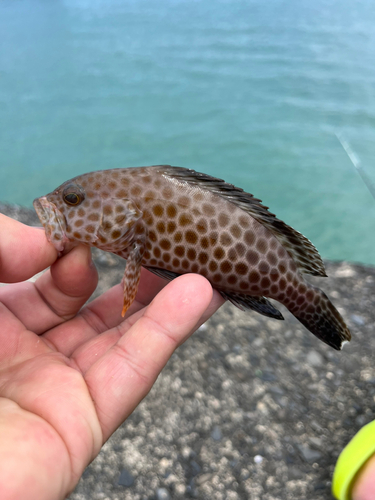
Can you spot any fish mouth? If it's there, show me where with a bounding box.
[33,197,49,226]
[33,196,69,253]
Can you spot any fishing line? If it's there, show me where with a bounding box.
[336,132,375,200]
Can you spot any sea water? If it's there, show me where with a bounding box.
[1,0,375,265]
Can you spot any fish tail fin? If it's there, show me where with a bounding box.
[288,285,351,350]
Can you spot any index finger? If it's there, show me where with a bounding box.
[0,214,57,283]
[84,274,217,440]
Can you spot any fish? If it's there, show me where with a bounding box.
[33,165,351,350]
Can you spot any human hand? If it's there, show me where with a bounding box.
[351,454,375,500]
[0,214,224,500]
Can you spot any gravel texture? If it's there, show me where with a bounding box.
[1,203,375,500]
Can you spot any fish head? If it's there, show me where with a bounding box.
[33,179,101,254]
[34,173,143,254]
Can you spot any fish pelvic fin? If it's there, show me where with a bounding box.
[119,240,145,317]
[288,285,351,350]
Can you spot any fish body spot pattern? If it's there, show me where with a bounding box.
[33,166,351,350]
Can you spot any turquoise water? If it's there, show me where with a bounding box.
[1,0,375,265]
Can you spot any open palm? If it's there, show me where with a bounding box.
[0,215,223,500]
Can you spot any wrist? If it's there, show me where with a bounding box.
[0,398,71,500]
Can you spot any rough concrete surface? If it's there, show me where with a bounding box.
[1,203,375,500]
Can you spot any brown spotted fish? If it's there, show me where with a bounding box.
[33,166,351,350]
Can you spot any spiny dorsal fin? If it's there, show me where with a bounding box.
[156,166,327,277]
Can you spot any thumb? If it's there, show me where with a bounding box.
[0,214,57,283]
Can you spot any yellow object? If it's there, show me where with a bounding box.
[332,420,375,500]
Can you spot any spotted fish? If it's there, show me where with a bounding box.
[33,166,351,350]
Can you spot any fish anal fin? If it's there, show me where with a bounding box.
[220,291,284,320]
[144,267,181,282]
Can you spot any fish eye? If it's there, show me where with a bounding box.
[64,193,81,205]
[62,185,85,206]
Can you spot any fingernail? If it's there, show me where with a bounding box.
[88,251,95,269]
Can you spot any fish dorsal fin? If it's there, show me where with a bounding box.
[155,166,327,277]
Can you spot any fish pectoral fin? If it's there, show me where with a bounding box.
[219,291,284,320]
[99,199,143,240]
[121,241,145,317]
[144,267,181,282]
